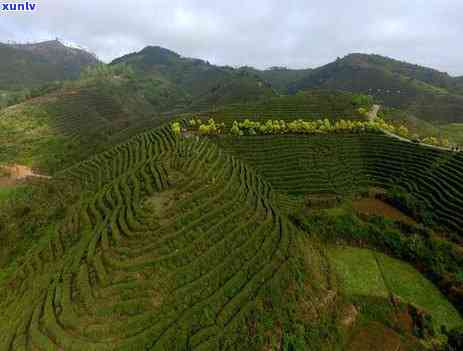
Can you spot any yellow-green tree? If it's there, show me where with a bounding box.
[171,122,181,135]
[397,125,409,138]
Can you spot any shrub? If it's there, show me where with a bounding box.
[445,326,463,351]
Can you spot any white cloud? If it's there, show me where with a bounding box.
[0,0,462,75]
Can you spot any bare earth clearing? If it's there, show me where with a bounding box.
[352,197,416,225]
[0,164,51,187]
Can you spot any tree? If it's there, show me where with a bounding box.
[423,136,439,146]
[231,121,241,136]
[171,122,181,135]
[198,124,210,135]
[441,138,450,148]
[397,125,409,138]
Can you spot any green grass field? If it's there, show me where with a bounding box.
[0,186,23,202]
[377,253,463,330]
[328,246,463,331]
[0,188,12,201]
[327,247,388,298]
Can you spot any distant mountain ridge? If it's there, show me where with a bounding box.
[0,39,99,89]
[111,45,276,108]
[288,53,463,123]
[110,47,463,123]
[3,40,463,123]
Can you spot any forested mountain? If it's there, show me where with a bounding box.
[111,46,276,108]
[0,40,99,89]
[289,53,463,123]
[238,66,312,93]
[3,42,463,124]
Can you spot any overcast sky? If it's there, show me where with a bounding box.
[1,0,462,75]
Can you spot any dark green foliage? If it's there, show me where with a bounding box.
[214,133,463,239]
[293,208,463,316]
[289,53,463,124]
[409,304,435,338]
[238,66,313,93]
[0,126,335,350]
[111,45,276,111]
[445,326,463,351]
[383,187,435,226]
[351,93,374,108]
[197,90,366,126]
[0,179,79,276]
[0,40,98,89]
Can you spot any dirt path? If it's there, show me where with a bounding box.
[0,164,51,187]
[366,104,380,120]
[367,105,454,152]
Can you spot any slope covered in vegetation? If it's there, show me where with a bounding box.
[1,42,463,350]
[111,46,276,110]
[192,90,369,125]
[289,53,463,124]
[0,40,99,90]
[214,133,463,238]
[0,65,182,174]
[0,125,335,350]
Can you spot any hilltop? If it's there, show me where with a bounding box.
[289,53,463,124]
[3,42,463,126]
[0,40,99,90]
[112,47,463,125]
[111,46,276,108]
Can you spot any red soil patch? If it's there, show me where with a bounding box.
[352,198,416,225]
[347,322,402,351]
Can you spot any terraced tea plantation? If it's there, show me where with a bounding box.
[0,126,328,350]
[45,86,169,149]
[215,133,463,237]
[194,90,366,125]
[2,117,463,350]
[0,84,170,174]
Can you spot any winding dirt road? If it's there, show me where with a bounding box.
[367,105,454,152]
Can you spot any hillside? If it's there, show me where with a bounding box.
[0,67,181,174]
[111,48,463,125]
[289,53,463,124]
[2,123,462,349]
[192,90,368,125]
[111,46,276,109]
[214,132,463,236]
[0,40,99,90]
[1,43,463,350]
[0,126,334,350]
[239,66,312,93]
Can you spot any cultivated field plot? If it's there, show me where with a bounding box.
[196,90,364,125]
[351,198,416,225]
[328,247,463,331]
[0,125,323,350]
[214,133,463,237]
[327,247,388,298]
[376,254,463,330]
